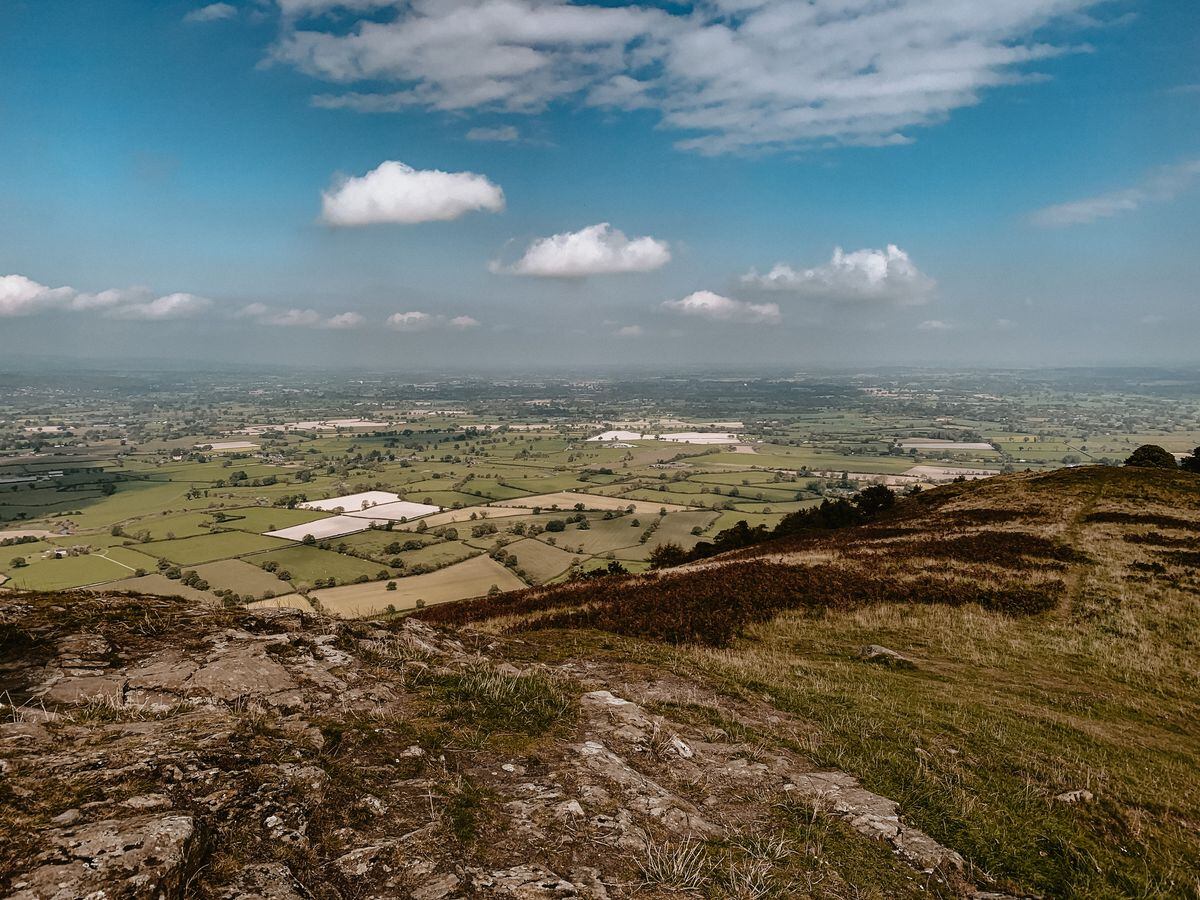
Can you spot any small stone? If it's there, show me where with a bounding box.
[856,644,918,669]
[50,809,80,825]
[553,799,585,819]
[1055,789,1094,804]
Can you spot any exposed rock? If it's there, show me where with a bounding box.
[186,644,298,705]
[218,862,307,900]
[0,593,998,899]
[39,673,126,704]
[411,872,461,900]
[1055,789,1094,804]
[857,644,918,669]
[474,864,581,897]
[7,814,203,900]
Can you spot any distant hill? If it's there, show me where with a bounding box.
[1,466,1197,899]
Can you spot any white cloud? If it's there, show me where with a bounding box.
[274,0,1110,155]
[237,304,365,329]
[466,125,520,143]
[276,0,393,17]
[1,276,210,321]
[321,160,505,226]
[1030,158,1200,227]
[71,288,150,311]
[615,324,644,337]
[184,3,236,23]
[262,308,324,327]
[106,292,213,320]
[236,302,271,319]
[325,311,365,329]
[387,311,435,331]
[917,319,954,332]
[496,223,671,277]
[742,245,935,305]
[388,311,481,331]
[662,290,781,324]
[0,275,75,317]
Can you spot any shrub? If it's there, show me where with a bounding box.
[1124,444,1177,469]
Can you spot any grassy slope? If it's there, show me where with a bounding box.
[419,466,1200,898]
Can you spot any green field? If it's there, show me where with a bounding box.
[503,538,583,582]
[190,559,295,598]
[246,545,387,587]
[147,531,291,566]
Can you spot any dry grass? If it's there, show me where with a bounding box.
[431,466,1200,898]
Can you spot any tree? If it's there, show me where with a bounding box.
[1180,447,1200,474]
[301,533,316,545]
[10,557,27,568]
[648,542,688,570]
[854,484,896,516]
[1124,444,1177,469]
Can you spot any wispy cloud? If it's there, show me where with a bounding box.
[466,125,520,143]
[1031,158,1200,227]
[1,275,211,321]
[662,290,780,325]
[184,3,236,23]
[916,319,954,332]
[237,303,364,329]
[387,311,481,332]
[275,0,1112,155]
[105,292,213,320]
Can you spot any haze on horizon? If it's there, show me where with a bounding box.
[1,0,1197,370]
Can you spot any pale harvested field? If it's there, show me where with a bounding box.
[900,440,996,451]
[0,529,55,540]
[492,492,692,514]
[201,441,259,451]
[403,505,527,530]
[343,500,441,521]
[300,491,402,512]
[311,555,525,618]
[903,465,1000,481]
[267,515,383,542]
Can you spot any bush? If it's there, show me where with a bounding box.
[1125,444,1177,469]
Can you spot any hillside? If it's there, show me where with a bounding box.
[1,466,1197,898]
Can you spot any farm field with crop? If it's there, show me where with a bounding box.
[311,554,525,617]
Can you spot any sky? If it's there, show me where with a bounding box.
[0,0,1197,370]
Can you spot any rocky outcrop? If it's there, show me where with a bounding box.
[0,592,990,898]
[7,815,204,900]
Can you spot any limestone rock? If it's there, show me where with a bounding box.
[856,644,918,669]
[7,814,203,900]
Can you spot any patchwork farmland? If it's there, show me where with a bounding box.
[4,370,1197,618]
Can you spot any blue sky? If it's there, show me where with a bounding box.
[1,0,1197,369]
